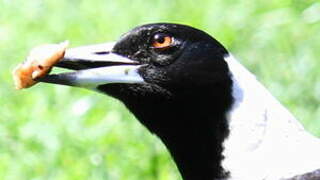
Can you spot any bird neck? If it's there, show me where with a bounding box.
[123,87,233,180]
[157,107,230,180]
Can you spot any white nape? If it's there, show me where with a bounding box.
[222,55,320,180]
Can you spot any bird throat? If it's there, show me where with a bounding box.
[120,85,233,180]
[98,74,233,180]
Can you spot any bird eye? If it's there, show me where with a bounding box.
[151,33,173,49]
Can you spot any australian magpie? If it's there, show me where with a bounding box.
[36,23,320,180]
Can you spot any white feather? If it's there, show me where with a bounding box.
[222,55,320,180]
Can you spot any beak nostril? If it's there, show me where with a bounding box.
[124,68,129,75]
[94,51,109,55]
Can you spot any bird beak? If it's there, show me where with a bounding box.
[35,42,145,89]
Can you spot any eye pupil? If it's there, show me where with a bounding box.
[155,34,165,43]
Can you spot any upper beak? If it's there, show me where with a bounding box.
[36,42,145,89]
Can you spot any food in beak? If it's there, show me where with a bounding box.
[12,41,68,89]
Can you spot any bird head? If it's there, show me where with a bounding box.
[38,23,230,102]
[37,23,233,180]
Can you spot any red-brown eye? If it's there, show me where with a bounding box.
[151,33,173,49]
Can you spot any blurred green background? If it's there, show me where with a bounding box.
[1,0,320,179]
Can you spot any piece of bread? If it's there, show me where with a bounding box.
[13,41,68,89]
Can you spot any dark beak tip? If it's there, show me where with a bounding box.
[35,73,77,87]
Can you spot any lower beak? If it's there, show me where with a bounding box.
[36,42,145,89]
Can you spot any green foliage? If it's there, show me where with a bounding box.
[1,0,320,179]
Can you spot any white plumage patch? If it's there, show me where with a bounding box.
[222,55,320,180]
